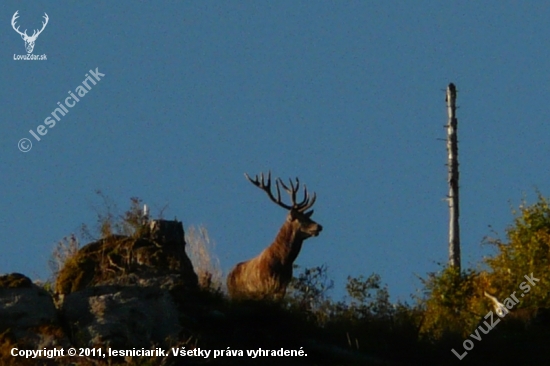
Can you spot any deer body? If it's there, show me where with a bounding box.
[227,172,322,300]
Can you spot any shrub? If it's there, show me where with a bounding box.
[483,193,550,309]
[419,193,550,340]
[286,264,334,323]
[80,192,149,240]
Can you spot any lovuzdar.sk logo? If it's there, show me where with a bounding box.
[11,10,48,60]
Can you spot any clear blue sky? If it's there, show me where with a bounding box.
[2,1,549,302]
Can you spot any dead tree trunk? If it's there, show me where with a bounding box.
[446,83,460,271]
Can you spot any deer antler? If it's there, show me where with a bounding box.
[11,11,26,37]
[245,171,292,210]
[245,171,316,212]
[32,13,49,39]
[11,11,48,40]
[278,177,316,212]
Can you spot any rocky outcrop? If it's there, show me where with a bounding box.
[55,220,198,294]
[0,273,70,349]
[1,219,199,355]
[53,220,198,349]
[1,219,379,366]
[60,284,181,349]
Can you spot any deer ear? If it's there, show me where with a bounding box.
[304,210,314,218]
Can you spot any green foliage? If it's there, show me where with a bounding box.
[419,266,487,339]
[344,273,393,319]
[286,264,334,324]
[483,193,550,309]
[24,191,550,365]
[285,266,429,362]
[287,266,395,321]
[287,266,396,324]
[420,193,550,341]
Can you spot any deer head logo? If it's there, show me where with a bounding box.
[11,11,49,54]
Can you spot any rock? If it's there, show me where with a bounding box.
[60,284,180,349]
[55,220,198,294]
[53,220,199,349]
[0,273,69,349]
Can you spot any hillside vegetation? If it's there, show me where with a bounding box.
[2,194,550,365]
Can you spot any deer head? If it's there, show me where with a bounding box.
[245,171,322,239]
[12,11,49,54]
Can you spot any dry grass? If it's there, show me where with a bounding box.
[185,225,222,291]
[48,234,80,282]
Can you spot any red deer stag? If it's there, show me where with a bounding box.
[227,172,322,300]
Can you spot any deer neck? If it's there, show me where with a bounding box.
[266,220,303,265]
